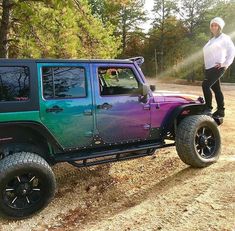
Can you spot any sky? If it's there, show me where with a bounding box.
[143,0,154,32]
[144,0,154,14]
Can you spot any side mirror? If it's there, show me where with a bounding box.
[142,84,149,97]
[138,84,149,103]
[150,84,156,92]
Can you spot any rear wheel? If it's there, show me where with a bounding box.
[0,152,56,218]
[175,115,221,168]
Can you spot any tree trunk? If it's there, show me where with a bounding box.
[0,0,12,58]
[159,0,165,73]
[121,7,127,53]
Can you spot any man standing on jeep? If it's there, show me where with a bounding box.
[202,17,235,117]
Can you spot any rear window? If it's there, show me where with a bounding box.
[42,66,86,99]
[0,66,30,102]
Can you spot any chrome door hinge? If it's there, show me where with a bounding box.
[143,124,151,130]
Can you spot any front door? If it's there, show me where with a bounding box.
[38,63,94,149]
[93,64,151,144]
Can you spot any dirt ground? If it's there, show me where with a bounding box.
[0,82,234,231]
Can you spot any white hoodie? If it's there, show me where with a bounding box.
[203,33,235,70]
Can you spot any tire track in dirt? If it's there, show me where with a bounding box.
[74,160,234,231]
[26,154,183,231]
[44,155,184,231]
[173,163,235,231]
[46,161,207,230]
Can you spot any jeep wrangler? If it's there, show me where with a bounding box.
[0,57,221,218]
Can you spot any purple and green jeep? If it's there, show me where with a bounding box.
[0,57,221,218]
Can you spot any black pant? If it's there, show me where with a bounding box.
[202,67,225,110]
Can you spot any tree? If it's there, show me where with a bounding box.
[118,0,146,53]
[152,0,177,72]
[0,0,14,58]
[0,0,121,59]
[123,30,147,57]
[144,16,187,76]
[177,0,218,38]
[88,0,146,55]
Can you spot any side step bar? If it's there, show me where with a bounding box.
[55,142,175,168]
[69,150,153,168]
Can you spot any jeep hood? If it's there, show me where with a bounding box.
[152,90,203,103]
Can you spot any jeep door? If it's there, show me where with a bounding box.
[93,63,151,144]
[38,63,94,149]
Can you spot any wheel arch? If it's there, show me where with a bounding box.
[161,103,205,139]
[0,121,63,163]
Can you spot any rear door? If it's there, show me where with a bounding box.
[38,63,94,149]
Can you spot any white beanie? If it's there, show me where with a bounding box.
[210,17,225,30]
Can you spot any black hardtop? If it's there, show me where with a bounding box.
[0,58,134,64]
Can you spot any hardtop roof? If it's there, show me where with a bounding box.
[0,58,134,64]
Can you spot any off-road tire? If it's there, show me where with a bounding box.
[0,152,56,218]
[176,115,221,168]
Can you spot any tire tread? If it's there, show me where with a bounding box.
[0,152,56,218]
[175,115,221,168]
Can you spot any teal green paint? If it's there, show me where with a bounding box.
[37,63,94,149]
[0,111,40,122]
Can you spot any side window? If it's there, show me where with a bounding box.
[42,66,86,99]
[0,66,30,102]
[98,67,139,96]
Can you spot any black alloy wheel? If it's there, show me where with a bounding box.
[0,152,56,218]
[176,115,221,168]
[195,126,216,159]
[3,173,43,210]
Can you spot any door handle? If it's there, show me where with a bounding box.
[97,103,112,110]
[46,105,64,113]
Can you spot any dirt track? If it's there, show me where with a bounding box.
[0,83,234,231]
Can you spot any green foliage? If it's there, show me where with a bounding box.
[1,0,234,82]
[2,0,121,59]
[152,0,177,26]
[178,0,218,36]
[122,30,146,57]
[88,0,146,53]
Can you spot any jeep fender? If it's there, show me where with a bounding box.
[161,103,205,138]
[0,122,64,159]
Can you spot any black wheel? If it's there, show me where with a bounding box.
[0,152,56,218]
[175,115,221,168]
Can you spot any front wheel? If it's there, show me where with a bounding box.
[0,152,56,218]
[175,115,221,168]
